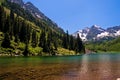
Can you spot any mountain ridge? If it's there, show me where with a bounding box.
[73,25,120,41]
[7,0,64,34]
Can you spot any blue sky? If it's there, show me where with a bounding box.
[23,0,120,34]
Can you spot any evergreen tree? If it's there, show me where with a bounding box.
[39,30,46,47]
[14,34,19,43]
[39,30,48,52]
[0,6,7,32]
[0,6,5,31]
[1,33,11,48]
[66,30,69,49]
[22,44,29,56]
[47,31,54,54]
[75,34,85,54]
[19,20,28,43]
[26,24,32,42]
[62,35,67,49]
[62,31,69,49]
[4,16,11,33]
[9,10,14,39]
[31,30,37,47]
[53,39,58,50]
[10,10,14,21]
[69,35,74,50]
[13,16,21,36]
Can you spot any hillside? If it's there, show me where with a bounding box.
[85,37,120,53]
[0,0,85,56]
[5,0,64,34]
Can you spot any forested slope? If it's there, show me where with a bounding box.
[86,37,120,53]
[0,1,85,56]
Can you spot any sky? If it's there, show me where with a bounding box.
[23,0,120,34]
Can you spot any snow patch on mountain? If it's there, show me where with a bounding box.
[73,30,88,41]
[97,32,109,38]
[73,25,120,41]
[114,30,120,36]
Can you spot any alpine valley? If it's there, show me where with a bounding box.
[73,25,120,52]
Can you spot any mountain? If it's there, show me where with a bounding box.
[8,0,47,19]
[24,2,45,19]
[7,0,24,6]
[7,0,64,34]
[0,0,85,56]
[73,25,120,41]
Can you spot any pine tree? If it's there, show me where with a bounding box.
[75,34,85,54]
[1,33,11,48]
[53,39,58,50]
[19,20,28,43]
[31,30,37,47]
[39,30,46,47]
[0,6,4,31]
[0,6,7,32]
[39,30,48,52]
[26,25,32,42]
[14,34,19,43]
[9,10,14,39]
[4,16,11,33]
[47,31,54,54]
[69,35,74,50]
[62,35,66,49]
[66,30,69,49]
[62,31,69,49]
[22,44,29,56]
[10,10,14,21]
[13,16,21,36]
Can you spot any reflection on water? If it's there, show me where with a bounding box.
[62,54,120,80]
[98,54,112,80]
[0,54,120,80]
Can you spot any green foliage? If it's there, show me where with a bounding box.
[57,48,76,55]
[0,48,14,55]
[22,44,29,56]
[29,46,43,56]
[0,0,4,5]
[0,4,85,56]
[1,32,11,48]
[86,37,120,52]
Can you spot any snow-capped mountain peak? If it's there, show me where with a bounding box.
[92,25,100,28]
[73,25,120,41]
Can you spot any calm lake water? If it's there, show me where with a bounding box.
[0,53,120,80]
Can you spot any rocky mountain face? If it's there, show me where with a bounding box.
[73,25,120,41]
[7,0,63,33]
[7,0,24,6]
[7,0,45,19]
[24,2,45,19]
[7,0,51,20]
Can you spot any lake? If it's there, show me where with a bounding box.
[0,53,120,80]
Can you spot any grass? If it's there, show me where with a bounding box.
[57,47,76,55]
[28,46,43,56]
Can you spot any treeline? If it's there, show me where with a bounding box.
[86,37,120,52]
[0,5,85,56]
